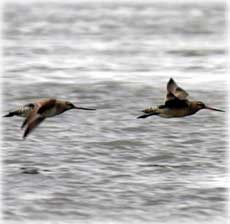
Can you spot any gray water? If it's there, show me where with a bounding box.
[2,1,227,224]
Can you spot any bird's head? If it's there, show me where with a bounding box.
[65,101,76,110]
[193,101,225,112]
[194,101,206,110]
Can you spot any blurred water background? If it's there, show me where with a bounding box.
[2,0,227,223]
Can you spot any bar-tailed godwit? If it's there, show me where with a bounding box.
[137,78,224,119]
[4,98,96,139]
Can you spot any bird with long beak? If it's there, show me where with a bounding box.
[137,78,225,119]
[3,98,96,139]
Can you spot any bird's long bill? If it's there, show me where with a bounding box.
[73,106,96,110]
[205,106,225,112]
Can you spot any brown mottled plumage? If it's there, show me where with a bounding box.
[4,98,96,139]
[138,78,224,119]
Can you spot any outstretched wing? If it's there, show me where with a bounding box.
[165,78,189,108]
[21,99,56,138]
[23,116,45,139]
[21,105,39,129]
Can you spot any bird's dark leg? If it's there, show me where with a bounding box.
[3,111,19,117]
[137,112,159,119]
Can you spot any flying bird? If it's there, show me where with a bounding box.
[3,98,96,139]
[137,78,224,119]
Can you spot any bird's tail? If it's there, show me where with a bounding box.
[141,108,155,113]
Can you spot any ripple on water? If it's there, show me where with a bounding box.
[3,1,227,223]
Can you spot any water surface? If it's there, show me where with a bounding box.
[2,1,227,223]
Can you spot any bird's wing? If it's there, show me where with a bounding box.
[37,98,56,114]
[21,99,56,136]
[21,106,39,129]
[23,116,45,139]
[165,78,189,107]
[166,78,189,100]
